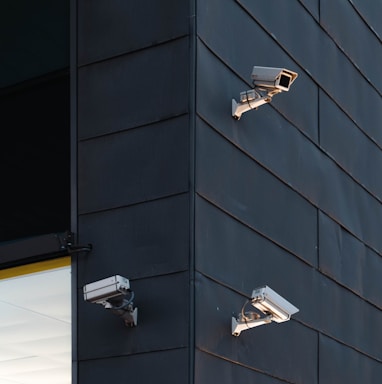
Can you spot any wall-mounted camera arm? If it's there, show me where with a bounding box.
[232,89,272,120]
[232,310,273,336]
[105,290,138,327]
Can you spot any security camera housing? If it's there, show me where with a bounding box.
[251,66,298,92]
[83,275,130,304]
[251,285,299,322]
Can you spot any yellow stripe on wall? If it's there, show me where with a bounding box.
[0,256,71,280]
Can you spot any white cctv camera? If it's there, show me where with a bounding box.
[251,285,299,322]
[83,275,130,304]
[232,66,298,120]
[251,66,298,92]
[232,285,299,336]
[83,275,138,327]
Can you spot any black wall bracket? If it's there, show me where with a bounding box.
[59,231,92,255]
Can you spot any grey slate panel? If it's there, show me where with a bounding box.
[299,0,319,21]
[77,194,189,285]
[236,0,382,146]
[195,274,318,384]
[78,0,190,65]
[78,272,189,360]
[79,349,188,383]
[195,350,287,384]
[196,95,382,255]
[319,334,382,383]
[317,277,382,360]
[318,212,382,308]
[196,121,318,262]
[78,38,189,140]
[320,90,382,201]
[349,0,382,39]
[321,0,382,94]
[78,116,189,213]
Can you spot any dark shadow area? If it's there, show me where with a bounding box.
[0,0,70,242]
[0,73,70,242]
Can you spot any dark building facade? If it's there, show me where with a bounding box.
[1,1,382,383]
